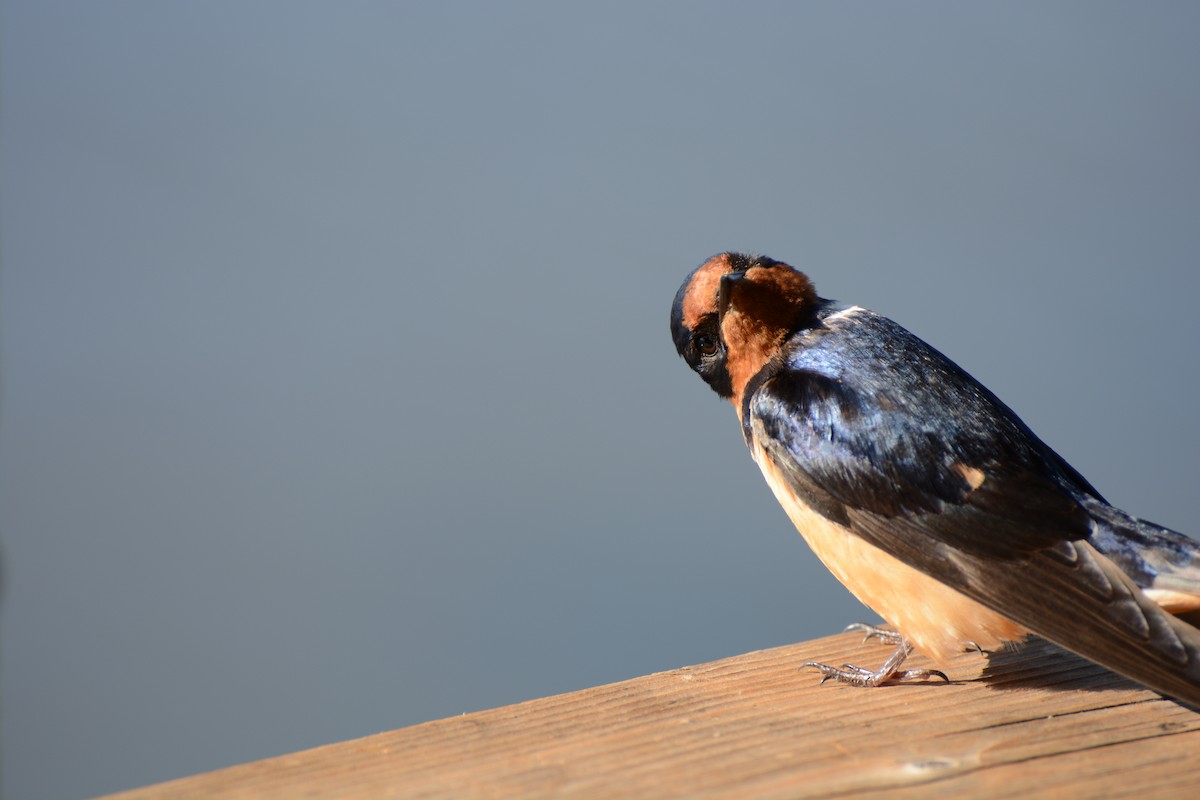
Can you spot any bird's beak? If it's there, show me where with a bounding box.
[717,272,743,321]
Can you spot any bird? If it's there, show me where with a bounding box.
[670,252,1200,705]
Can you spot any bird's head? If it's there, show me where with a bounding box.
[671,252,818,405]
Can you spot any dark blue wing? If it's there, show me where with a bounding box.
[748,310,1095,559]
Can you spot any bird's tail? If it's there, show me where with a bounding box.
[1086,499,1200,623]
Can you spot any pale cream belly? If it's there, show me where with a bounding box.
[753,445,1028,664]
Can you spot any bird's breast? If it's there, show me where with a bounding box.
[750,441,1028,663]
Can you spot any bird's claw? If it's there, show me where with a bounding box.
[844,622,904,645]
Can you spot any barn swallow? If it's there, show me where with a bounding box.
[671,252,1200,705]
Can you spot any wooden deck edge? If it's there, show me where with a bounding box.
[104,632,1200,799]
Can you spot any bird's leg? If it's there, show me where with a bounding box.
[803,636,950,687]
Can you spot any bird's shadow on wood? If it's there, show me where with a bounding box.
[974,636,1164,697]
[974,636,1200,714]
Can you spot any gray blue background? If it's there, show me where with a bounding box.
[2,2,1198,798]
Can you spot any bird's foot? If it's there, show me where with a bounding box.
[803,638,950,687]
[844,622,904,645]
[802,661,949,687]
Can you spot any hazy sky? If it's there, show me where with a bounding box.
[3,2,1198,797]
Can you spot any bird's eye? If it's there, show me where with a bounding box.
[694,333,718,357]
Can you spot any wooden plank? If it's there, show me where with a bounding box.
[104,632,1200,799]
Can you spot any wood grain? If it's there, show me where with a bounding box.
[104,632,1200,799]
